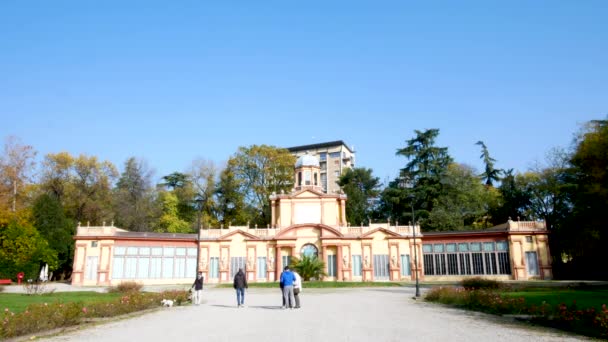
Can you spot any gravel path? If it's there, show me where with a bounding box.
[42,287,587,342]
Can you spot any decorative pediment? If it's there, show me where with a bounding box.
[292,188,326,198]
[274,224,344,239]
[219,229,261,241]
[360,227,402,238]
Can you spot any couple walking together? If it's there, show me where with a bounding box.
[233,266,303,309]
[280,266,302,309]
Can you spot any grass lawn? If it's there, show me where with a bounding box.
[502,287,608,310]
[216,281,404,288]
[0,292,122,313]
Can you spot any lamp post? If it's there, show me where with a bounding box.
[410,198,421,298]
[195,197,204,275]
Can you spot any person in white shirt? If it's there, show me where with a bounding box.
[293,270,302,309]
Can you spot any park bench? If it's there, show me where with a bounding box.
[0,279,12,285]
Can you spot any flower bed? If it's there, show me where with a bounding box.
[1,290,189,339]
[425,286,608,338]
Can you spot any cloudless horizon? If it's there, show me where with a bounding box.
[1,1,606,184]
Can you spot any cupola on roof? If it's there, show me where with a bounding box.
[295,154,320,168]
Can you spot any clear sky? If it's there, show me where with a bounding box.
[1,1,606,184]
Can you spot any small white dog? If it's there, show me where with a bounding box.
[161,299,174,307]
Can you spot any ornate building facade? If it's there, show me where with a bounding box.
[72,155,552,286]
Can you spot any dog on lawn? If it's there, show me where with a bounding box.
[161,299,174,307]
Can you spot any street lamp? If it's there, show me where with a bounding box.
[409,197,421,298]
[194,196,204,274]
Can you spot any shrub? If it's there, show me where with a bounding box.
[290,256,327,281]
[425,286,608,338]
[160,289,189,306]
[107,281,143,293]
[0,290,190,339]
[425,287,468,305]
[1,302,83,338]
[23,279,55,295]
[460,277,502,290]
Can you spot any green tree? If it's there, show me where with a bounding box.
[518,148,573,226]
[0,215,58,280]
[566,119,608,279]
[155,191,191,233]
[40,153,118,225]
[427,163,499,230]
[289,255,327,281]
[475,141,502,186]
[379,129,453,227]
[215,167,248,227]
[337,168,381,226]
[161,172,190,190]
[228,145,295,225]
[159,172,196,225]
[32,193,74,278]
[40,151,73,202]
[488,169,531,225]
[114,157,156,231]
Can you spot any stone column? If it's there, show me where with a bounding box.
[322,245,328,275]
[336,245,343,281]
[275,247,282,281]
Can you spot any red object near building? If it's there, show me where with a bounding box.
[17,272,24,285]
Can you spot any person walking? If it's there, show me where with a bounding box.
[233,268,248,308]
[191,272,204,305]
[280,266,296,309]
[293,270,302,309]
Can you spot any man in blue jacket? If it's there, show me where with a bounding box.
[280,266,296,309]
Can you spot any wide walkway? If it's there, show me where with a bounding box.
[44,287,586,342]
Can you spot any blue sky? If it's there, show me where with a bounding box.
[1,1,606,184]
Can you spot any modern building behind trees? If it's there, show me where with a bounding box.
[287,141,355,194]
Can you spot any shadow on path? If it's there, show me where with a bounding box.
[209,304,284,310]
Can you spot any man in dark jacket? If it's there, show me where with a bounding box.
[191,272,204,305]
[233,268,248,308]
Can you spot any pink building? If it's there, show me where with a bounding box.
[72,155,552,286]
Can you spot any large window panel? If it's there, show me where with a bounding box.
[138,258,150,279]
[125,257,138,279]
[423,254,435,275]
[186,258,196,278]
[209,257,219,279]
[174,258,186,278]
[472,253,484,274]
[257,257,267,279]
[526,251,539,276]
[162,258,174,278]
[352,255,362,276]
[327,255,336,277]
[150,258,162,278]
[112,257,124,279]
[400,254,411,276]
